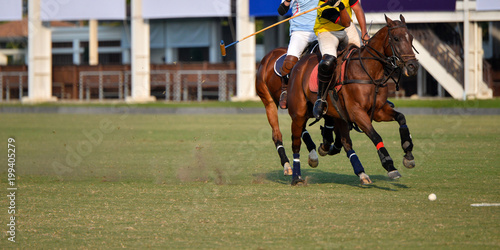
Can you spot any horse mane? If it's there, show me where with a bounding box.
[300,40,319,57]
[365,20,405,46]
[339,44,360,59]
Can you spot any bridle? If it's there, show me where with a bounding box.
[385,24,418,69]
[344,23,417,90]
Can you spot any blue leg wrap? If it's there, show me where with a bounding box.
[346,150,364,175]
[293,153,301,178]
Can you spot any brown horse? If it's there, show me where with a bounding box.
[287,15,419,185]
[256,47,324,176]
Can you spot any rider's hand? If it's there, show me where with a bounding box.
[362,33,370,45]
[326,0,345,10]
[337,2,345,10]
[326,0,340,7]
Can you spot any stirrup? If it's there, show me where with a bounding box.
[279,91,287,109]
[313,99,327,119]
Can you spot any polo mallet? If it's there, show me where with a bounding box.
[220,1,333,57]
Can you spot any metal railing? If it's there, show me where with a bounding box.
[0,71,28,101]
[151,70,236,101]
[78,69,236,101]
[79,71,127,100]
[483,59,493,90]
[409,26,464,86]
[0,69,237,102]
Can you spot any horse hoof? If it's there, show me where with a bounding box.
[403,156,415,169]
[318,144,328,157]
[328,144,341,156]
[359,172,372,185]
[388,170,402,179]
[283,162,293,176]
[308,149,319,168]
[291,176,305,186]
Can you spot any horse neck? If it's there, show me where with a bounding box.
[363,26,388,58]
[355,26,389,78]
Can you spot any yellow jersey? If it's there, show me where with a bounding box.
[314,0,358,35]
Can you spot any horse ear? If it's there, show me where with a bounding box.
[385,14,394,27]
[400,14,406,24]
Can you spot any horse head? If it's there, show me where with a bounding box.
[384,14,419,77]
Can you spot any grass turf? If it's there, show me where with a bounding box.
[0,113,499,248]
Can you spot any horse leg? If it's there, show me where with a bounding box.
[318,116,342,156]
[318,116,333,156]
[355,113,401,179]
[338,121,372,185]
[276,141,292,175]
[269,109,292,176]
[257,84,292,176]
[328,124,343,156]
[317,117,342,157]
[374,105,415,169]
[395,112,415,168]
[301,130,319,168]
[290,117,307,185]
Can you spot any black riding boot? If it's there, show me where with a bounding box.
[313,54,337,119]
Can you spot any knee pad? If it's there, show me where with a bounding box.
[318,54,337,75]
[318,54,337,83]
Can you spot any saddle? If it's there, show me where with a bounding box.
[307,65,342,93]
[308,45,359,93]
[273,41,319,77]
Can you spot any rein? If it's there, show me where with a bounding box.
[386,24,417,69]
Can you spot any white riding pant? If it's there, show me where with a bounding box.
[287,31,317,58]
[345,24,361,47]
[317,30,347,57]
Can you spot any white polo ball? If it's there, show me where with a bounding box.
[428,193,437,201]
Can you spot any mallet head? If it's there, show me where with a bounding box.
[220,40,226,57]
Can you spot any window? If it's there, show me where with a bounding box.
[178,47,209,62]
[52,54,73,65]
[99,53,122,65]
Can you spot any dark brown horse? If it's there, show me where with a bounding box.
[256,47,324,176]
[287,15,419,185]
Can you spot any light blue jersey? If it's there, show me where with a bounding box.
[283,0,318,35]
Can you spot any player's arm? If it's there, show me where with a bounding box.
[350,0,370,42]
[337,2,351,27]
[278,0,292,16]
[320,1,351,28]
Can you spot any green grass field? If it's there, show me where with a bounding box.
[1,112,499,248]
